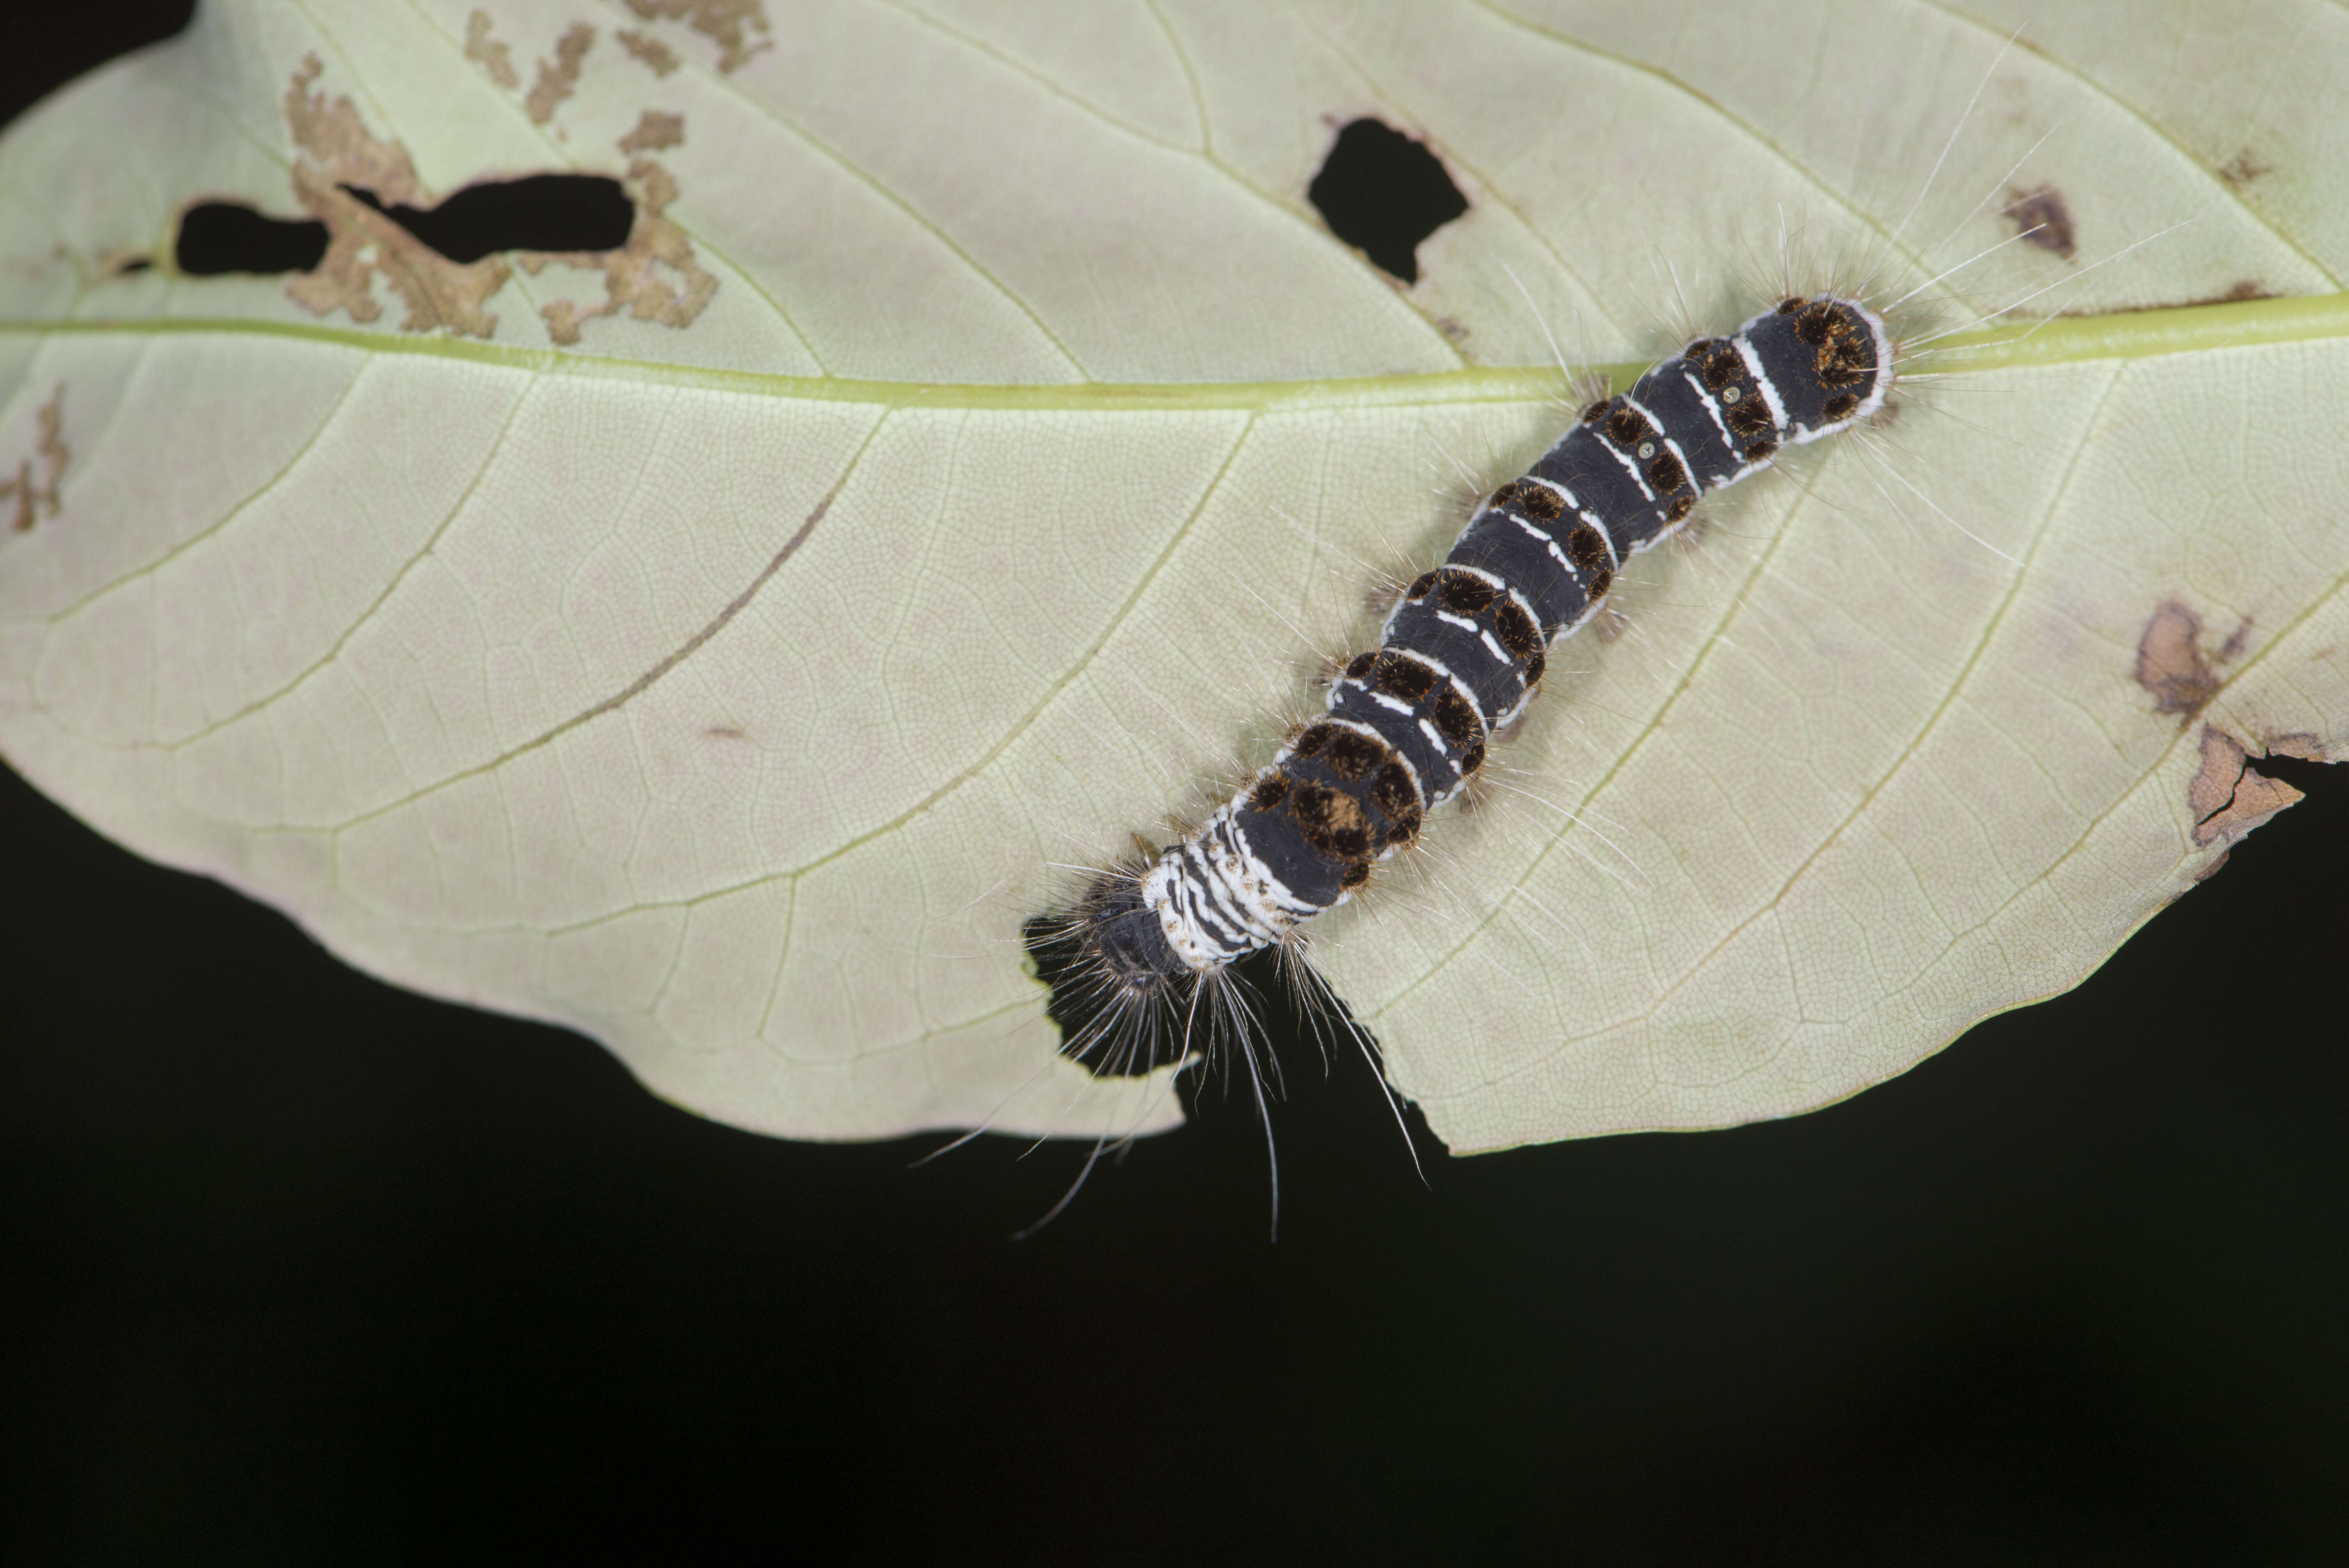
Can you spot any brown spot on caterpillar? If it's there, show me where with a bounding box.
[2135,600,2226,721]
[1248,772,1292,813]
[1580,399,1613,424]
[1290,723,1335,760]
[1664,494,1695,524]
[619,110,686,154]
[1435,570,1499,616]
[1344,651,1376,681]
[1565,524,1609,576]
[2003,187,2077,260]
[2188,728,2304,849]
[1404,571,1439,603]
[1290,781,1373,861]
[526,23,596,126]
[1321,727,1389,782]
[1339,859,1373,890]
[1646,449,1688,495]
[1818,338,1873,390]
[1603,407,1651,450]
[1372,652,1439,704]
[1370,761,1419,832]
[1742,437,1778,463]
[0,383,68,535]
[617,29,683,76]
[1821,392,1860,422]
[1493,600,1542,660]
[620,0,774,74]
[1511,482,1563,522]
[1727,396,1775,438]
[463,11,520,90]
[1429,686,1482,749]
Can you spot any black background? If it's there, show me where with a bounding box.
[5,7,2346,1561]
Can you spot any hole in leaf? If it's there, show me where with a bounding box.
[339,174,634,264]
[174,203,330,276]
[1307,118,1469,285]
[171,174,636,277]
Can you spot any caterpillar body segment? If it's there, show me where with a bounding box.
[1057,294,1896,1044]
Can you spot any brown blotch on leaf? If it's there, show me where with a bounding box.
[526,23,597,126]
[524,156,719,345]
[617,28,683,76]
[2267,733,2331,762]
[622,0,774,73]
[2188,728,2305,849]
[2003,187,2078,260]
[464,11,520,90]
[0,383,69,534]
[2135,600,2224,721]
[2217,151,2271,191]
[619,110,686,154]
[282,56,511,336]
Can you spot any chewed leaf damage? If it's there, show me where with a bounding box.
[167,55,718,346]
[0,383,67,535]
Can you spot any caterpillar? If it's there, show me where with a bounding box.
[1032,291,1897,1080]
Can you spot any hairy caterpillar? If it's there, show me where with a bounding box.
[1030,291,1897,1082]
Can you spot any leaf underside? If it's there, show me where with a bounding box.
[1,0,2344,1151]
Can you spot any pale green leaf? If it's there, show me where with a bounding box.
[2,0,2343,1150]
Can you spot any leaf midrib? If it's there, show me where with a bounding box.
[0,292,2343,415]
